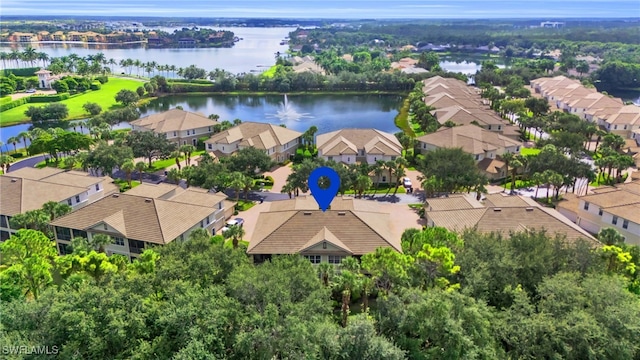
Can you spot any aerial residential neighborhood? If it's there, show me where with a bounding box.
[1,8,639,358]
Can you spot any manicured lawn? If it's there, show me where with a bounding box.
[0,77,144,126]
[223,239,249,249]
[114,179,141,192]
[235,200,256,212]
[520,147,541,156]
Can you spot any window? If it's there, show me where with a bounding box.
[583,202,590,211]
[498,125,502,130]
[391,156,396,161]
[173,131,177,136]
[208,126,211,132]
[347,157,350,162]
[208,144,213,150]
[328,156,333,161]
[322,241,327,249]
[103,224,108,230]
[598,209,603,216]
[623,220,629,229]
[95,184,100,191]
[304,255,321,264]
[75,195,81,203]
[55,227,72,241]
[59,243,72,255]
[128,239,145,254]
[222,146,225,151]
[612,216,618,225]
[67,199,72,206]
[328,255,344,264]
[614,125,618,130]
[382,176,386,182]
[475,154,480,160]
[0,216,6,228]
[72,229,87,239]
[114,237,125,246]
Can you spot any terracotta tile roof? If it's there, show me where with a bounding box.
[417,125,522,155]
[205,122,302,150]
[606,203,640,224]
[50,193,217,245]
[477,157,506,174]
[247,197,400,255]
[130,109,217,133]
[0,176,86,216]
[123,183,230,208]
[316,129,402,157]
[483,193,537,207]
[425,195,482,211]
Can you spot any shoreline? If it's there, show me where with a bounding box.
[0,40,147,45]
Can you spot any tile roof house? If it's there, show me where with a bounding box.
[416,125,522,179]
[425,193,597,244]
[50,183,235,259]
[130,109,219,147]
[247,196,401,264]
[556,179,640,245]
[204,121,302,162]
[432,105,505,131]
[1,168,117,241]
[316,128,402,165]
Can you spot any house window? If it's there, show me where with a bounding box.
[622,220,629,229]
[360,150,365,156]
[304,255,321,264]
[128,239,145,254]
[222,146,225,151]
[0,216,6,228]
[382,176,386,182]
[95,184,100,191]
[614,125,618,130]
[114,237,125,246]
[208,126,212,132]
[207,144,213,150]
[67,199,72,206]
[498,125,502,130]
[391,156,396,161]
[598,209,603,216]
[583,202,589,211]
[422,143,426,149]
[516,146,520,151]
[55,227,72,241]
[322,241,327,249]
[328,256,344,264]
[612,216,618,225]
[347,157,350,162]
[475,154,480,160]
[328,156,333,161]
[75,195,81,203]
[173,131,177,136]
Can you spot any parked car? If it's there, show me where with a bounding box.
[403,177,412,188]
[25,89,36,93]
[221,218,244,233]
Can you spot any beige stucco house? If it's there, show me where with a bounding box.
[0,168,117,241]
[204,121,302,162]
[557,180,640,245]
[247,196,401,264]
[50,183,235,260]
[130,109,219,147]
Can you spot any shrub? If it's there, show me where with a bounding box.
[0,97,28,111]
[10,152,24,159]
[197,136,209,150]
[0,96,11,105]
[95,75,109,84]
[168,79,213,85]
[27,93,70,103]
[167,83,216,93]
[90,82,102,91]
[303,149,312,158]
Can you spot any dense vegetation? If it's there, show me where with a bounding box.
[1,226,639,359]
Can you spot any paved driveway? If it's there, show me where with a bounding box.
[263,164,293,193]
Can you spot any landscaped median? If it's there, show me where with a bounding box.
[0,77,144,126]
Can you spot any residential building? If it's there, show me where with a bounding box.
[602,105,640,136]
[204,121,302,162]
[50,183,235,260]
[416,125,522,179]
[432,105,505,131]
[316,128,402,165]
[130,108,219,147]
[0,168,117,241]
[247,196,401,264]
[424,193,597,243]
[557,180,640,245]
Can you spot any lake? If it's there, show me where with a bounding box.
[0,94,404,150]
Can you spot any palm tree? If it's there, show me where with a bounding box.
[91,233,113,253]
[6,136,19,153]
[42,201,72,221]
[9,49,21,68]
[108,58,117,74]
[170,150,182,170]
[167,168,182,184]
[335,257,361,327]
[17,131,31,155]
[135,161,147,182]
[0,155,14,173]
[229,172,246,201]
[531,172,544,199]
[501,152,515,191]
[134,59,142,77]
[509,158,523,193]
[179,144,196,166]
[354,174,372,198]
[224,225,245,249]
[0,52,8,69]
[241,175,254,200]
[317,262,334,287]
[37,52,49,68]
[598,228,625,246]
[385,160,395,192]
[373,160,385,193]
[121,159,135,186]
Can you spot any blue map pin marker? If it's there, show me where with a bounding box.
[308,166,340,212]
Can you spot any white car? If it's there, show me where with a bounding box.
[221,218,244,233]
[403,177,412,187]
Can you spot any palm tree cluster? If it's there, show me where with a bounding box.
[117,58,177,78]
[0,47,49,69]
[284,157,409,199]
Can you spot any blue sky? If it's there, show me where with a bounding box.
[2,0,639,18]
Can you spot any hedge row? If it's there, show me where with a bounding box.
[168,79,213,85]
[168,83,216,93]
[2,68,39,77]
[27,93,70,103]
[0,97,28,111]
[0,96,12,105]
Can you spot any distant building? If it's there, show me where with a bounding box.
[130,109,218,147]
[540,21,565,28]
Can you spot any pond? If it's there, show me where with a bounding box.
[0,94,404,150]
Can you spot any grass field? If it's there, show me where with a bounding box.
[520,147,541,156]
[0,77,144,126]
